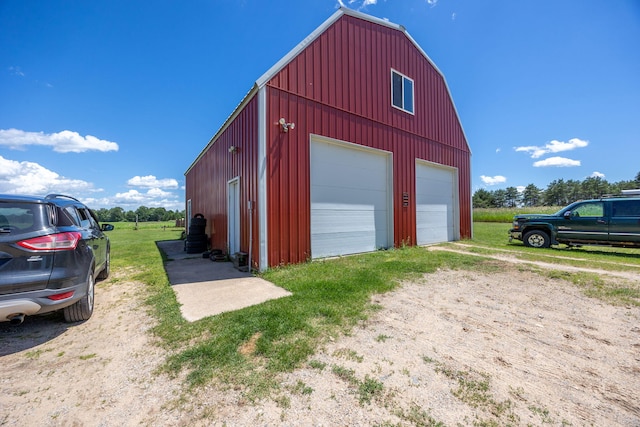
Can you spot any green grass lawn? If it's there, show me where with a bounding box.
[470,222,640,270]
[473,206,561,222]
[105,219,640,399]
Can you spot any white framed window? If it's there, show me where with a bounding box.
[391,69,414,114]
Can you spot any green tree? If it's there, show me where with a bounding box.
[135,206,151,222]
[124,210,137,222]
[472,188,494,208]
[492,189,507,208]
[581,176,607,199]
[95,208,109,222]
[107,207,125,222]
[564,179,582,202]
[543,179,568,206]
[504,186,520,207]
[521,184,541,207]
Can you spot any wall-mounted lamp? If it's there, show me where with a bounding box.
[228,145,239,154]
[279,118,295,133]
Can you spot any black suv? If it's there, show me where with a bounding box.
[0,194,113,325]
[509,193,640,249]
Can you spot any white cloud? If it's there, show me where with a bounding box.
[590,171,605,178]
[480,175,507,185]
[514,138,588,159]
[113,188,179,208]
[0,155,95,195]
[114,189,146,201]
[8,66,25,77]
[533,156,581,167]
[0,155,183,210]
[0,128,119,153]
[127,175,179,189]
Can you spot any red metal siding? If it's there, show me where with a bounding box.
[185,97,261,267]
[264,14,471,266]
[268,15,469,154]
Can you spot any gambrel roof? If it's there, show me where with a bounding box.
[187,7,469,173]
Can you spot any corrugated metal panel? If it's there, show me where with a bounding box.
[185,97,261,268]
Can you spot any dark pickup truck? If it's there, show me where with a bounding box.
[509,193,640,248]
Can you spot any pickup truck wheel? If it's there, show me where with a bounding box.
[523,230,550,248]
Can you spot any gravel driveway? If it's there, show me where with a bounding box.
[1,256,639,426]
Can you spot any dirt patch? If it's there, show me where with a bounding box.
[1,263,639,426]
[0,272,183,426]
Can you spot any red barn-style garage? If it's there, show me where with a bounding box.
[185,7,472,271]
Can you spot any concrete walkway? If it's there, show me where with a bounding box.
[156,240,292,322]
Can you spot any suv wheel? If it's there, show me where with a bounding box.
[523,230,550,248]
[63,271,95,322]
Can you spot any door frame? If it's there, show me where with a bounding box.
[227,177,241,255]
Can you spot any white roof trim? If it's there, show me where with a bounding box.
[256,8,405,88]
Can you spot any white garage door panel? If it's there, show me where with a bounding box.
[311,186,388,210]
[311,210,388,258]
[416,163,456,245]
[312,147,387,190]
[311,139,391,258]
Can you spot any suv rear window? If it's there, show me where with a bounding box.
[0,203,41,232]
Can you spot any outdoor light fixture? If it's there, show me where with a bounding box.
[279,118,295,133]
[228,145,238,154]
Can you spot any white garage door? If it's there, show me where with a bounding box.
[310,138,392,258]
[416,161,457,245]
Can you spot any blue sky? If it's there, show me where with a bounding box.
[1,0,639,211]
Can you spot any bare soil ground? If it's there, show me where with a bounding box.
[1,257,639,426]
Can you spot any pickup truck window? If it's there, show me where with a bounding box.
[612,200,640,217]
[572,202,604,218]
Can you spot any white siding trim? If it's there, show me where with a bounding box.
[257,87,268,271]
[227,176,241,255]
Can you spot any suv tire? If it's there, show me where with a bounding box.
[523,230,550,248]
[63,271,95,322]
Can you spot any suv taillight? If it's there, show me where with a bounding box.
[17,232,82,251]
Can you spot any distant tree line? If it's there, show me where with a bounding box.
[94,206,185,222]
[473,172,640,208]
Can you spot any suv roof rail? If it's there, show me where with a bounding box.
[45,194,81,203]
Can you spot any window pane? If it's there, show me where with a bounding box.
[404,78,414,113]
[575,202,604,217]
[392,72,403,108]
[613,201,640,217]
